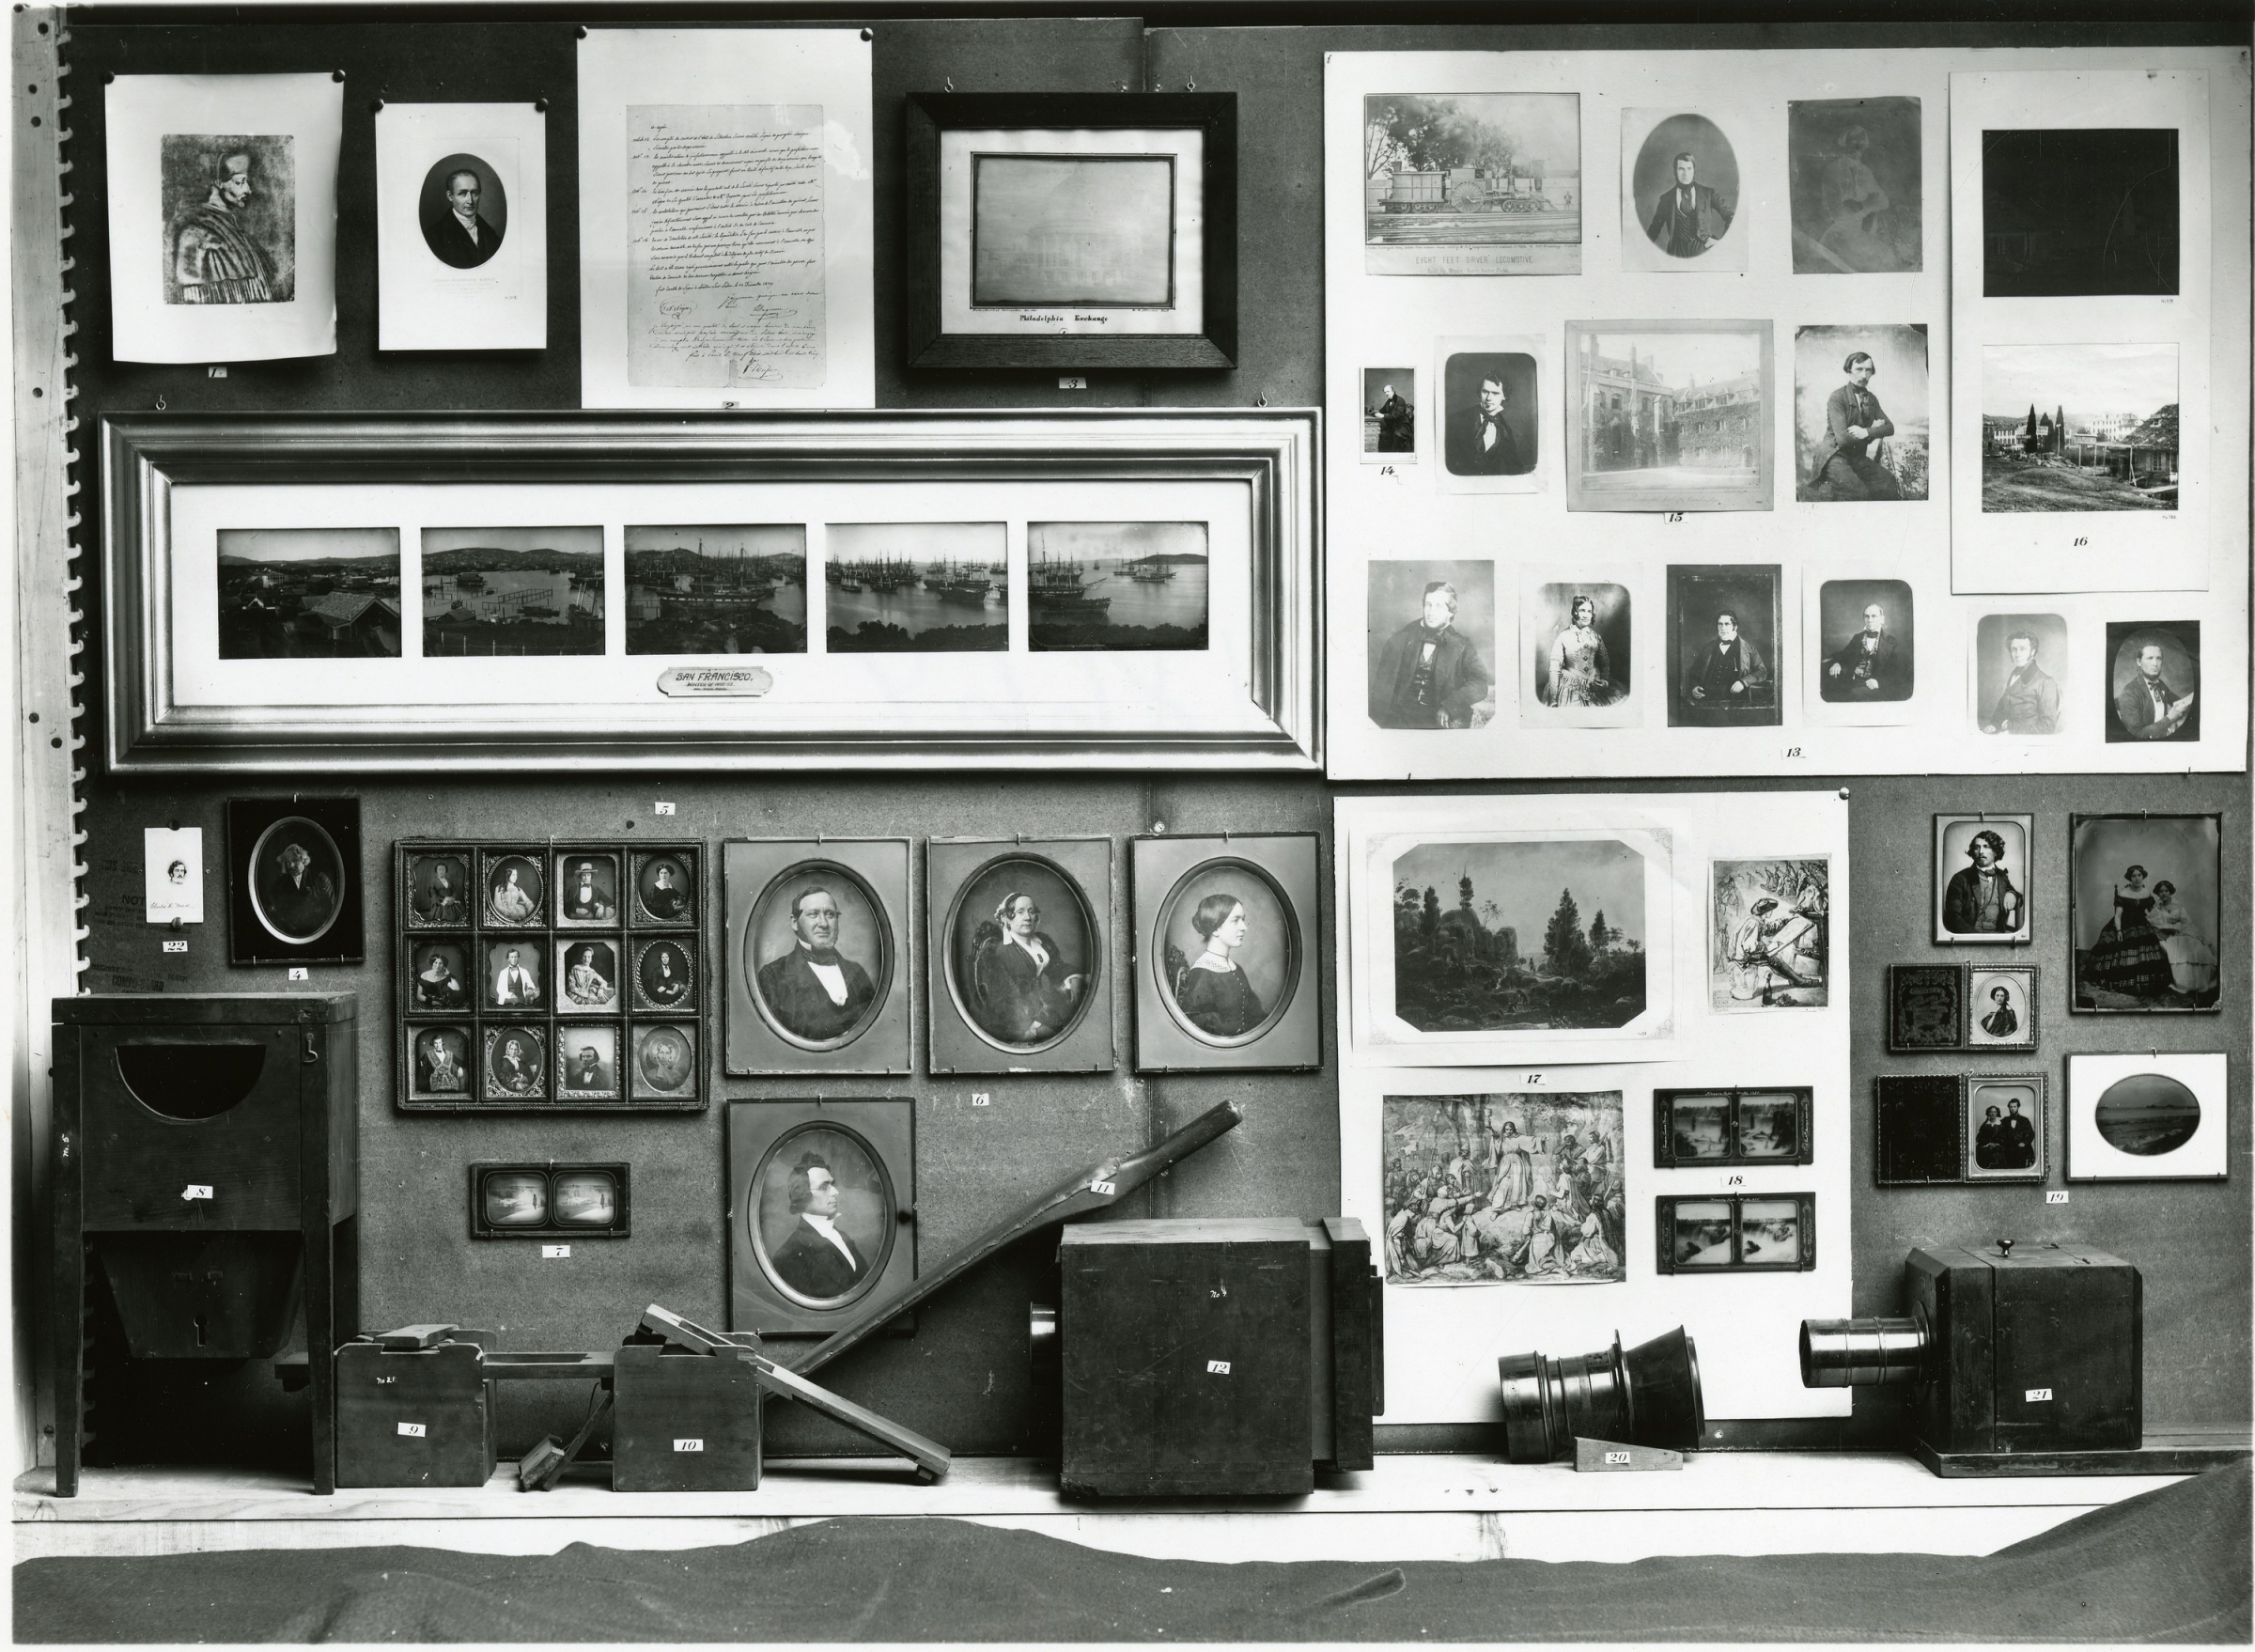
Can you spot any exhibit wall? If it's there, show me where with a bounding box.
[27,13,2251,1465]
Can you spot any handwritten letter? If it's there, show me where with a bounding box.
[627,104,825,389]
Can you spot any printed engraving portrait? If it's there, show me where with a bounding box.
[633,1023,696,1098]
[485,941,544,1010]
[635,938,697,1012]
[418,152,507,271]
[749,1124,894,1307]
[1788,97,1922,273]
[2107,622,2200,744]
[557,1027,618,1097]
[952,858,1097,1051]
[1975,615,2068,738]
[1157,861,1299,1044]
[161,132,295,304]
[557,854,620,925]
[636,853,696,924]
[560,941,620,1010]
[1711,859,1829,1011]
[413,1027,470,1096]
[1365,559,1496,730]
[411,942,471,1012]
[407,853,471,927]
[749,869,886,1047]
[248,816,346,945]
[484,1026,546,1099]
[485,854,545,926]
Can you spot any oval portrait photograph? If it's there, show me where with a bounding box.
[745,863,891,1049]
[633,1023,696,1097]
[637,852,695,925]
[484,1024,545,1099]
[950,856,1099,1052]
[2094,1070,2202,1157]
[485,852,545,926]
[635,937,697,1012]
[1631,112,1741,261]
[1155,859,1299,1045]
[747,1123,895,1309]
[248,815,347,945]
[407,852,470,927]
[418,152,507,271]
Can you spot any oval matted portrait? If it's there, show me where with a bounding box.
[632,1023,697,1098]
[1630,113,1742,262]
[746,1121,896,1311]
[743,862,893,1051]
[418,152,508,272]
[634,937,697,1013]
[636,851,696,925]
[485,853,546,926]
[483,1024,546,1099]
[946,855,1100,1053]
[1153,857,1300,1046]
[248,815,347,945]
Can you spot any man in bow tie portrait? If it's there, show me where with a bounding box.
[1679,606,1774,725]
[1645,148,1734,258]
[420,162,505,271]
[1370,576,1493,729]
[1822,600,1910,702]
[756,885,879,1042]
[1983,629,2062,736]
[2111,636,2198,741]
[1443,355,1534,478]
[770,1153,869,1299]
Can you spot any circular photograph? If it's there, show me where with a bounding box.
[486,853,545,926]
[418,152,507,271]
[1154,858,1299,1045]
[412,1026,471,1096]
[637,853,695,925]
[407,854,471,927]
[1633,113,1740,260]
[485,1025,546,1099]
[2094,1071,2202,1157]
[634,1024,695,1096]
[747,1122,895,1310]
[2108,625,2200,740]
[557,854,620,925]
[248,816,347,945]
[553,1171,619,1228]
[481,1170,548,1227]
[635,938,696,1011]
[410,942,471,1012]
[745,863,891,1049]
[560,940,620,1010]
[948,856,1099,1052]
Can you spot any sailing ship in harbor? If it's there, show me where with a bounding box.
[923,560,995,604]
[1127,558,1177,583]
[1032,550,1112,618]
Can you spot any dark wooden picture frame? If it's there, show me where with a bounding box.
[1651,1086,1813,1167]
[1130,832,1321,1073]
[723,838,912,1078]
[1888,963,1967,1051]
[1654,1193,1816,1273]
[925,835,1114,1076]
[726,1099,918,1338]
[468,1162,631,1239]
[226,796,365,967]
[905,93,1238,370]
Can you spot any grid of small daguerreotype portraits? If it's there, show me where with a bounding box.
[1654,1193,1817,1274]
[396,841,704,1111]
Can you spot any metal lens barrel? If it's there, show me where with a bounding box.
[1498,1329,1704,1463]
[1799,1315,1928,1387]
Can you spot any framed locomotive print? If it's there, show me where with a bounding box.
[1130,832,1320,1073]
[726,1099,917,1337]
[723,837,911,1077]
[395,838,704,1111]
[469,1163,630,1239]
[925,835,1113,1075]
[225,796,364,966]
[1652,1087,1813,1168]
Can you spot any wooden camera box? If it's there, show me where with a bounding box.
[334,1329,498,1488]
[611,1343,764,1492]
[1055,1217,1382,1498]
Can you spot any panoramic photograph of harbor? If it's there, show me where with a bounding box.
[421,526,605,657]
[624,524,807,655]
[216,526,401,659]
[1027,521,1209,651]
[824,522,1008,652]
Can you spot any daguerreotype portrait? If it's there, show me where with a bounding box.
[484,940,544,1010]
[2067,1052,2228,1182]
[1967,967,2040,1052]
[1934,815,2034,944]
[1795,326,1929,503]
[1361,368,1416,461]
[1788,96,1922,273]
[1621,110,1743,273]
[482,851,547,927]
[417,152,506,271]
[1027,522,1209,652]
[727,1099,916,1334]
[408,1025,473,1101]
[2106,621,2201,743]
[1967,1077,2046,1182]
[407,941,471,1013]
[625,524,808,657]
[1439,345,1538,487]
[724,838,910,1076]
[631,1022,697,1101]
[826,522,1007,653]
[1522,577,1632,729]
[1131,833,1321,1073]
[1983,127,2179,297]
[1365,560,1495,731]
[555,1025,620,1099]
[1874,1074,1967,1186]
[482,1024,547,1100]
[1655,1193,1814,1273]
[1889,963,1967,1052]
[557,940,620,1011]
[632,938,695,1013]
[225,796,362,966]
[471,1164,629,1239]
[1667,566,1781,728]
[927,837,1112,1074]
[1813,579,1915,710]
[555,852,620,926]
[634,851,697,926]
[1652,1088,1812,1169]
[1381,1093,1625,1285]
[1710,858,1828,1011]
[162,133,294,305]
[2070,813,2220,1013]
[216,528,401,659]
[1567,322,1773,513]
[1973,615,2068,738]
[1980,345,2179,514]
[422,525,605,657]
[1362,92,1581,275]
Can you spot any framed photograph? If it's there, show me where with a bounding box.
[1620,108,1747,273]
[1437,336,1543,493]
[2106,621,2201,744]
[926,836,1113,1075]
[1711,859,1829,1011]
[630,938,697,1015]
[483,938,545,1011]
[1808,577,1916,725]
[1889,964,1967,1052]
[403,848,473,929]
[1794,326,1929,503]
[1365,560,1497,731]
[727,1099,917,1336]
[1381,1092,1625,1284]
[1967,1075,2046,1183]
[470,1163,629,1240]
[2069,813,2221,1012]
[1130,833,1320,1073]
[1361,368,1417,464]
[554,1025,622,1100]
[556,938,622,1013]
[554,850,622,927]
[1971,616,2067,739]
[1978,343,2180,517]
[482,1024,548,1101]
[1667,566,1781,728]
[723,838,911,1077]
[631,849,698,927]
[1967,966,2039,1052]
[630,1022,698,1102]
[1521,570,1635,730]
[1567,322,1775,513]
[225,796,363,966]
[2066,1052,2227,1182]
[101,410,1317,774]
[1874,1074,1965,1186]
[1652,1087,1812,1169]
[1363,92,1582,276]
[904,93,1236,370]
[1788,96,1922,273]
[481,849,548,928]
[1934,815,2034,943]
[405,1023,474,1102]
[403,937,472,1015]
[1655,1193,1815,1274]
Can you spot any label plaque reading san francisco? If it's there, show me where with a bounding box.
[656,666,775,698]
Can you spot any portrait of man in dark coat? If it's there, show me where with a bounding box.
[1644,150,1734,258]
[1370,580,1492,729]
[420,164,505,270]
[756,886,878,1042]
[769,1154,868,1299]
